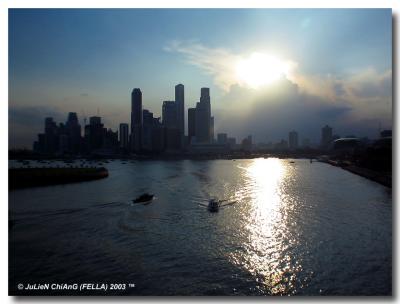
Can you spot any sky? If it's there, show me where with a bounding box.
[9,9,392,148]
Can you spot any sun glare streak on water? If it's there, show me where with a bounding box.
[229,158,305,295]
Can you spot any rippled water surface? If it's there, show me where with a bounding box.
[9,158,392,295]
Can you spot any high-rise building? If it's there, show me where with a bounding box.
[85,116,105,151]
[321,125,333,148]
[131,88,143,152]
[162,101,179,151]
[119,123,129,149]
[188,108,196,144]
[162,101,177,128]
[66,112,81,154]
[143,109,154,151]
[195,88,212,143]
[175,84,185,148]
[288,130,299,150]
[210,116,214,143]
[44,117,58,154]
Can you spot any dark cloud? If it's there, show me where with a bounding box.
[214,78,359,144]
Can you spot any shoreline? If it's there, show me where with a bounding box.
[320,160,391,188]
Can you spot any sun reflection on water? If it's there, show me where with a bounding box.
[230,158,304,295]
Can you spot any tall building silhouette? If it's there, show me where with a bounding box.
[321,125,333,148]
[119,123,129,149]
[288,130,299,150]
[85,116,104,151]
[66,112,81,154]
[210,116,214,143]
[195,88,211,143]
[162,101,180,151]
[188,108,196,144]
[175,84,185,148]
[131,88,143,152]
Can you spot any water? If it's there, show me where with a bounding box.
[9,158,392,295]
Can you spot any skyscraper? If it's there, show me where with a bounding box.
[321,125,333,148]
[66,112,81,154]
[85,116,104,151]
[210,116,214,143]
[288,130,299,150]
[188,108,196,144]
[162,101,179,151]
[131,88,143,152]
[119,123,129,149]
[195,88,212,143]
[175,84,185,148]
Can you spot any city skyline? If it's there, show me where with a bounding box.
[30,82,367,156]
[9,9,392,148]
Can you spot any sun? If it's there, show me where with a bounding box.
[236,53,291,88]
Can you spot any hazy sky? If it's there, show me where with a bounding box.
[9,9,392,148]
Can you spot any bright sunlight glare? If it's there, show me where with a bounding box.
[236,53,292,89]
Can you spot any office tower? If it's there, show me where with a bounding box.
[162,101,177,128]
[195,88,212,143]
[162,101,179,151]
[175,84,185,148]
[131,88,143,152]
[288,130,299,150]
[103,128,119,151]
[119,123,129,149]
[66,112,81,154]
[151,117,165,153]
[188,108,196,144]
[217,133,228,145]
[321,125,333,148]
[44,117,58,154]
[142,109,154,151]
[210,116,214,143]
[85,116,104,151]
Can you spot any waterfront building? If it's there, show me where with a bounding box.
[119,123,129,149]
[210,116,215,143]
[131,88,143,152]
[188,108,196,144]
[321,125,333,148]
[162,101,180,151]
[84,116,105,152]
[65,112,82,154]
[195,88,212,143]
[175,84,185,148]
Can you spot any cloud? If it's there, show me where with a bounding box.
[165,40,241,91]
[166,40,392,141]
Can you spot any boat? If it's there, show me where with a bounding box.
[133,193,154,204]
[207,199,219,212]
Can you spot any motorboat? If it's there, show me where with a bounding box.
[207,199,220,212]
[133,193,154,204]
